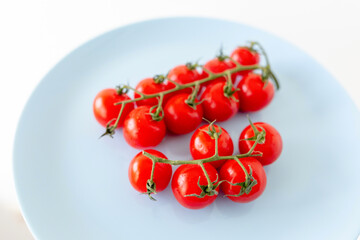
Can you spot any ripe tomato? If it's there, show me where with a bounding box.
[128,149,172,194]
[201,58,237,86]
[93,88,134,128]
[167,64,201,85]
[239,122,282,165]
[220,157,267,203]
[123,106,166,149]
[236,73,274,112]
[134,78,171,107]
[171,163,219,209]
[166,64,202,95]
[190,124,233,169]
[230,47,260,77]
[164,93,203,135]
[200,81,240,122]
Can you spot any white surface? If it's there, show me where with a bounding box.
[0,0,360,239]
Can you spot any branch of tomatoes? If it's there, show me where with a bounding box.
[141,119,265,200]
[100,41,278,138]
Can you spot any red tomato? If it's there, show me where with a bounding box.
[239,122,282,165]
[237,73,274,112]
[166,64,202,95]
[201,58,237,86]
[220,157,267,203]
[190,124,233,169]
[164,93,203,135]
[171,164,219,209]
[134,78,171,107]
[230,47,260,77]
[123,106,166,149]
[128,149,172,194]
[167,64,201,85]
[200,81,240,122]
[93,88,134,128]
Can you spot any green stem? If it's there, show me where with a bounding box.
[141,130,264,166]
[233,156,251,185]
[199,162,213,191]
[114,64,259,106]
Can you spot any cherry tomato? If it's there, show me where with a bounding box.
[171,163,219,209]
[230,47,260,77]
[201,58,237,86]
[166,64,202,94]
[123,106,166,149]
[237,73,274,112]
[239,122,282,165]
[190,124,233,169]
[134,78,171,107]
[93,88,134,128]
[220,157,267,203]
[128,149,172,193]
[167,64,201,85]
[200,81,240,122]
[164,93,203,135]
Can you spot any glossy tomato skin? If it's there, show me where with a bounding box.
[167,64,201,85]
[93,88,134,128]
[237,73,274,112]
[134,78,171,107]
[230,47,260,77]
[128,149,172,193]
[190,124,233,169]
[200,81,240,122]
[201,58,237,86]
[171,164,219,209]
[123,106,166,149]
[164,93,203,135]
[166,65,202,95]
[239,122,283,165]
[220,157,267,203]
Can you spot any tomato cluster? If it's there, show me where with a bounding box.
[93,45,276,147]
[129,121,282,209]
[93,42,283,209]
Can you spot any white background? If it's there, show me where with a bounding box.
[0,0,359,239]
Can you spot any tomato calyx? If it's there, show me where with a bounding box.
[184,84,204,109]
[145,179,157,201]
[216,47,229,62]
[240,116,266,144]
[153,74,166,84]
[223,72,239,99]
[224,157,258,197]
[185,174,220,198]
[99,119,117,138]
[149,94,165,121]
[185,62,199,71]
[201,120,223,140]
[115,85,129,95]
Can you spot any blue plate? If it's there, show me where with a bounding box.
[13,17,360,240]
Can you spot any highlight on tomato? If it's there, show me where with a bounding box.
[128,149,172,199]
[164,93,203,135]
[200,81,240,122]
[236,73,274,112]
[171,163,219,209]
[220,157,267,203]
[239,121,283,165]
[190,123,233,169]
[93,87,134,128]
[123,105,166,149]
